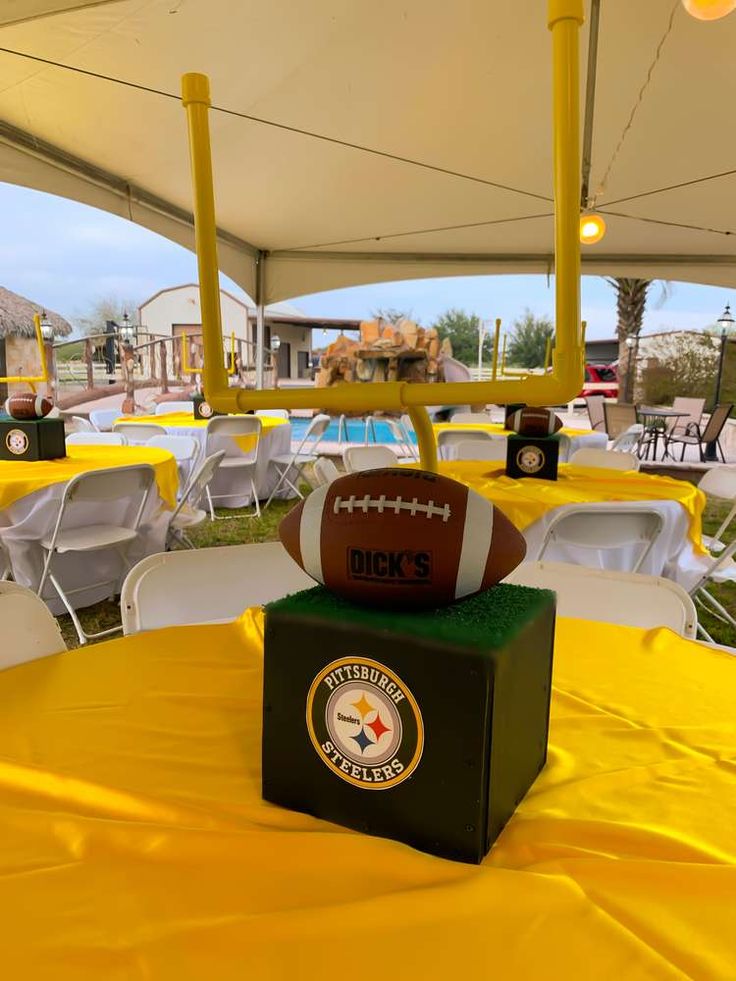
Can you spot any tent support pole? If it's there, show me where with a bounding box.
[255,254,266,390]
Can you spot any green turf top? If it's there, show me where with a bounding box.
[265,583,555,651]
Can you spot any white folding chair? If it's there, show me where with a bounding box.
[569,447,640,471]
[687,535,736,642]
[437,428,496,459]
[155,401,194,415]
[121,541,315,634]
[204,416,262,519]
[698,466,736,553]
[70,415,95,432]
[343,445,401,472]
[0,581,67,668]
[536,503,664,573]
[166,450,226,548]
[37,464,156,645]
[65,432,128,446]
[610,424,644,454]
[452,438,507,462]
[113,422,168,444]
[89,409,121,432]
[382,418,419,461]
[451,412,494,425]
[265,413,331,507]
[505,561,697,638]
[255,409,290,420]
[312,457,340,486]
[148,434,200,495]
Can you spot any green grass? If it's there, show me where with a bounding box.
[57,496,736,650]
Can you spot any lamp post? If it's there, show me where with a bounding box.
[40,311,55,400]
[704,303,734,461]
[625,335,636,403]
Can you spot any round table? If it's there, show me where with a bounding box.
[433,422,607,461]
[0,608,733,979]
[0,445,178,612]
[636,407,689,461]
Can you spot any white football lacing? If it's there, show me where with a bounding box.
[332,494,451,522]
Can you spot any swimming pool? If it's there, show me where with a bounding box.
[289,416,416,445]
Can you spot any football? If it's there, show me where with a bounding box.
[4,392,54,420]
[279,468,526,609]
[506,406,562,437]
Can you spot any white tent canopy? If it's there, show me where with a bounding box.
[1,0,736,303]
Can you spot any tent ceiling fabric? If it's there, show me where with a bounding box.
[1,0,735,302]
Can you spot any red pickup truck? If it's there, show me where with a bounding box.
[581,363,618,399]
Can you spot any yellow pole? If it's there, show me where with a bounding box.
[500,334,507,375]
[408,405,437,473]
[544,335,552,370]
[491,318,501,381]
[581,319,587,344]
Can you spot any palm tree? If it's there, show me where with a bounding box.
[606,278,671,403]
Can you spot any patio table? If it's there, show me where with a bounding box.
[636,407,689,461]
[0,445,177,613]
[433,421,607,461]
[1,607,733,979]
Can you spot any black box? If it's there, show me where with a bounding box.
[192,394,223,421]
[262,584,555,864]
[506,434,560,481]
[0,417,66,461]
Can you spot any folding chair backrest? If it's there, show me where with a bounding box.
[702,403,733,443]
[453,439,507,461]
[570,447,639,471]
[70,415,95,432]
[313,457,340,486]
[112,423,168,443]
[51,465,156,548]
[89,409,120,432]
[585,396,605,431]
[505,561,697,638]
[296,413,331,454]
[255,409,290,420]
[671,397,705,432]
[205,415,262,460]
[610,424,643,452]
[155,401,194,415]
[603,401,637,438]
[343,445,400,472]
[121,541,315,633]
[539,504,663,572]
[176,450,226,514]
[451,412,494,425]
[0,581,67,668]
[65,432,127,446]
[698,465,736,501]
[437,429,495,453]
[147,434,199,462]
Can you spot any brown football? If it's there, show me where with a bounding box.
[4,393,54,420]
[506,406,563,437]
[279,468,526,609]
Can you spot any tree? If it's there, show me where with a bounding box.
[432,308,485,366]
[606,278,672,402]
[73,294,141,336]
[640,332,719,406]
[506,310,554,369]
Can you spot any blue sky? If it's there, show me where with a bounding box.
[0,182,731,339]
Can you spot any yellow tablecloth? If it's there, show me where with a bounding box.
[115,412,286,453]
[0,444,178,511]
[1,610,734,979]
[433,461,707,554]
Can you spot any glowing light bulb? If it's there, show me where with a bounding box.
[579,214,606,245]
[682,0,736,20]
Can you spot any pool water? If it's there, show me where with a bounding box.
[289,417,416,445]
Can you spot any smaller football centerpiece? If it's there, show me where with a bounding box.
[0,392,65,461]
[505,406,562,482]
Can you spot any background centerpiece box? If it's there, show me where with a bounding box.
[192,394,224,420]
[506,434,561,481]
[0,416,66,461]
[262,584,555,864]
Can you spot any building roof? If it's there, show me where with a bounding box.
[0,286,72,339]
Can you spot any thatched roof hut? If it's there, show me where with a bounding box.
[0,286,72,339]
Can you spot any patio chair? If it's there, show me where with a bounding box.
[603,401,637,439]
[667,397,705,439]
[451,439,507,462]
[89,409,121,432]
[154,401,194,415]
[437,428,496,458]
[65,432,127,446]
[687,535,736,643]
[585,395,606,432]
[255,409,290,420]
[37,464,156,645]
[112,422,168,444]
[121,541,314,634]
[666,403,733,462]
[0,581,67,669]
[535,503,664,573]
[343,445,401,472]
[505,561,697,638]
[697,465,736,553]
[265,413,331,507]
[569,447,640,471]
[312,457,340,486]
[610,424,644,453]
[166,450,225,549]
[203,416,262,519]
[148,434,200,495]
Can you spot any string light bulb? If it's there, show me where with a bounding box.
[579,213,606,245]
[681,0,736,20]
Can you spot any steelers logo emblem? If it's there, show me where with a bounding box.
[306,657,423,790]
[6,429,29,456]
[516,444,545,475]
[199,401,213,418]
